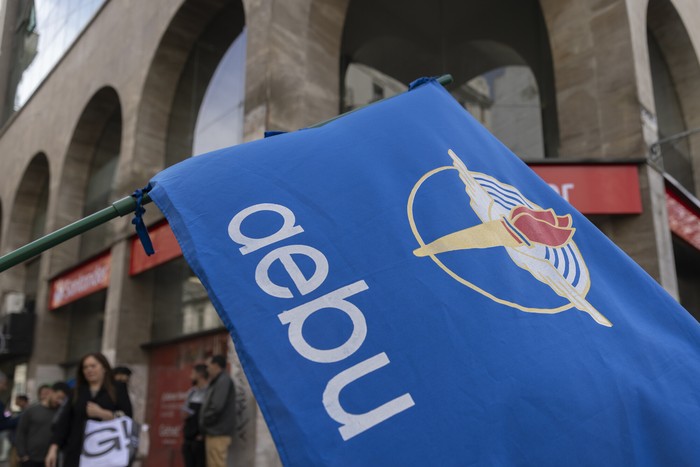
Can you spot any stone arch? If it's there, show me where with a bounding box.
[7,153,50,252]
[647,0,700,194]
[131,0,245,180]
[4,152,50,294]
[51,87,122,273]
[340,0,559,157]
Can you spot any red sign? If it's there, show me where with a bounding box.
[130,221,182,275]
[529,164,642,214]
[145,332,230,467]
[666,189,700,251]
[49,252,111,310]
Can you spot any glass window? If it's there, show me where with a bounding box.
[343,63,545,159]
[79,110,120,260]
[166,26,246,166]
[65,290,106,363]
[153,5,245,342]
[18,184,46,314]
[4,0,106,122]
[459,66,544,160]
[151,258,222,342]
[343,63,406,111]
[192,31,247,156]
[23,258,40,313]
[648,32,694,192]
[341,0,557,158]
[30,180,48,242]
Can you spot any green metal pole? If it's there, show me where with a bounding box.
[0,74,453,273]
[0,194,151,273]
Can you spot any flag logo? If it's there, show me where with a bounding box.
[408,149,612,327]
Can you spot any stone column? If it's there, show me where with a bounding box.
[101,236,154,426]
[237,1,350,464]
[28,252,70,389]
[242,0,349,140]
[540,0,678,292]
[540,0,646,160]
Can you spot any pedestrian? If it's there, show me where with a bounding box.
[0,371,18,432]
[8,393,29,467]
[200,354,236,467]
[182,364,208,467]
[15,382,70,467]
[113,366,132,384]
[13,395,28,411]
[37,385,52,405]
[45,352,132,467]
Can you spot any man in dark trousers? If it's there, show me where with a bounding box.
[200,354,236,467]
[16,382,70,467]
[182,364,208,467]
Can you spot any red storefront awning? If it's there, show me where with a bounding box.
[130,220,183,275]
[49,251,111,310]
[529,163,642,214]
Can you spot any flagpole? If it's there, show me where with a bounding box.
[0,75,453,273]
[0,195,150,273]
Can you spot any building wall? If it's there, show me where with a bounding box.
[0,0,698,465]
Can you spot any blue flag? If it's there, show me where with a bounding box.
[149,79,700,465]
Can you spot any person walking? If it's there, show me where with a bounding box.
[8,393,29,467]
[15,382,70,467]
[0,371,18,432]
[37,385,52,405]
[200,354,236,467]
[45,352,132,467]
[182,364,208,467]
[112,366,132,384]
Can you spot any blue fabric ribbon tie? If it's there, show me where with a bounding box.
[408,76,437,91]
[131,183,155,256]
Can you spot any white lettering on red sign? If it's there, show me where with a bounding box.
[51,264,109,307]
[548,183,575,202]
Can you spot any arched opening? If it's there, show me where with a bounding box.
[46,88,121,367]
[80,107,121,259]
[133,0,246,181]
[647,0,700,320]
[647,0,700,195]
[341,0,558,159]
[0,153,49,397]
[7,154,49,250]
[54,87,121,267]
[5,153,50,306]
[134,0,246,343]
[134,3,249,464]
[166,2,246,164]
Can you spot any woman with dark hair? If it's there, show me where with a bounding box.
[45,352,132,467]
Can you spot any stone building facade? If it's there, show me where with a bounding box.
[0,0,698,465]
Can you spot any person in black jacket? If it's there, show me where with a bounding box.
[0,371,18,432]
[45,352,132,467]
[181,363,208,467]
